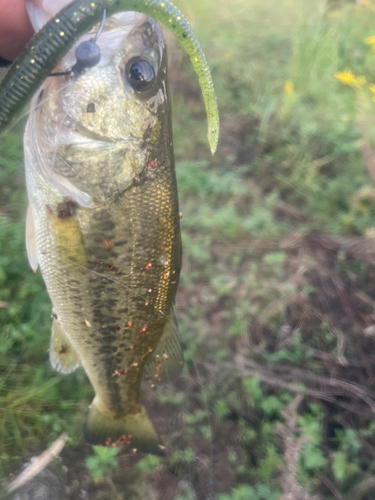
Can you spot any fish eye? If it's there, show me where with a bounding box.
[125,57,155,91]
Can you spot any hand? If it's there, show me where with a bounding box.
[0,0,34,61]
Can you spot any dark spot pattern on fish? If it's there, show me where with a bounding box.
[114,240,128,247]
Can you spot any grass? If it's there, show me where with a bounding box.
[3,0,375,498]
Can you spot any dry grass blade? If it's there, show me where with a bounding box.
[5,433,68,495]
[233,356,375,418]
[278,395,321,500]
[347,476,375,500]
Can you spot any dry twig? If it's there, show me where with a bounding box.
[278,395,321,500]
[5,433,68,495]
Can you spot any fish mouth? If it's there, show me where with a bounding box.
[69,121,140,147]
[73,122,115,143]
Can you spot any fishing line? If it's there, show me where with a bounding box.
[93,9,107,43]
[190,357,215,499]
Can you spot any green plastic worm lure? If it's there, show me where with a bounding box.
[0,0,219,153]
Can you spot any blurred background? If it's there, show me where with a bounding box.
[3,0,375,498]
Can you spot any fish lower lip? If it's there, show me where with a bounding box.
[68,123,140,146]
[72,123,114,143]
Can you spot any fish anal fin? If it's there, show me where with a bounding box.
[144,309,184,385]
[50,317,80,374]
[84,399,166,456]
[26,205,38,272]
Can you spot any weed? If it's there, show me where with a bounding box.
[85,446,119,483]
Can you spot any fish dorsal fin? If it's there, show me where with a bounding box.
[26,205,38,273]
[50,317,80,374]
[144,310,184,385]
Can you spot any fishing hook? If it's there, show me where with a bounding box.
[49,8,106,77]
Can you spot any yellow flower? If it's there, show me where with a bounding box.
[334,71,366,87]
[284,80,295,95]
[367,84,375,100]
[365,35,375,45]
[334,71,356,86]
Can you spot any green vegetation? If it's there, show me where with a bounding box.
[2,0,375,498]
[85,446,119,483]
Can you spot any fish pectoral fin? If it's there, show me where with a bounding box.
[26,205,38,272]
[50,317,80,374]
[47,206,87,270]
[144,309,184,384]
[84,399,166,456]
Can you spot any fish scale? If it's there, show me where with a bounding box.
[0,0,219,455]
[70,161,181,414]
[14,0,219,453]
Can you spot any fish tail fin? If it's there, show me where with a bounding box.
[83,399,166,456]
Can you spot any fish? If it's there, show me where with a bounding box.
[24,4,186,456]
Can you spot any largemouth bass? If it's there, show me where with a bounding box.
[0,0,218,456]
[25,5,183,456]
